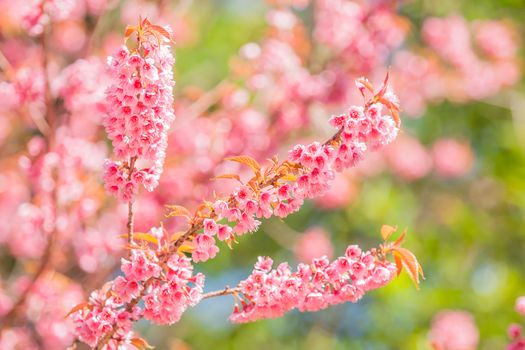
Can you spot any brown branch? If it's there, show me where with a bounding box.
[127,156,137,248]
[202,287,240,300]
[127,201,135,246]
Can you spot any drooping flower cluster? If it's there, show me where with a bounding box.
[191,78,399,262]
[103,25,175,201]
[229,246,396,323]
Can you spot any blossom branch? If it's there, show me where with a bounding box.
[76,73,403,349]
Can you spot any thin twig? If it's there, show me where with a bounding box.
[127,157,137,248]
[202,286,240,300]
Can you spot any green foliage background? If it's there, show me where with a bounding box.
[122,1,525,349]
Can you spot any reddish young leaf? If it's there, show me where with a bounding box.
[393,228,407,247]
[391,108,401,126]
[65,302,90,318]
[124,25,137,40]
[225,155,261,175]
[131,233,159,245]
[381,224,397,241]
[280,173,297,182]
[392,247,424,289]
[356,77,374,95]
[170,231,186,242]
[377,71,390,97]
[178,244,194,254]
[393,252,403,277]
[165,205,191,219]
[141,17,151,28]
[149,25,172,42]
[130,337,154,350]
[212,173,243,183]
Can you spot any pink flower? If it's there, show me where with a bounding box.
[192,234,219,262]
[203,219,218,236]
[217,224,234,241]
[121,249,161,281]
[113,276,142,303]
[254,256,273,272]
[143,255,204,325]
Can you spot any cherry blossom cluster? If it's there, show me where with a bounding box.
[103,30,175,202]
[72,247,204,347]
[71,288,139,348]
[230,246,395,323]
[508,297,525,350]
